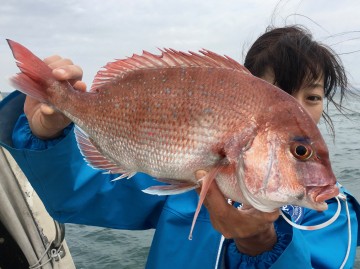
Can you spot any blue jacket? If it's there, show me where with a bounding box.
[1,91,359,268]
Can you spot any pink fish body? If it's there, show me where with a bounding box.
[7,40,338,238]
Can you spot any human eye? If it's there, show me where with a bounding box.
[305,85,324,104]
[306,95,323,102]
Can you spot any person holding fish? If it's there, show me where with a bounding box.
[0,25,359,268]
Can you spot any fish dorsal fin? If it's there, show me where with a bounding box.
[74,126,133,177]
[90,49,250,92]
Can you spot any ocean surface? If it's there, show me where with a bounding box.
[65,96,360,269]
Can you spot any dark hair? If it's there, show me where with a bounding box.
[244,25,348,136]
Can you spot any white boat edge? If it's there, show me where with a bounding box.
[0,91,76,269]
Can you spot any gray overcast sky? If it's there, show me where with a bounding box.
[1,0,360,92]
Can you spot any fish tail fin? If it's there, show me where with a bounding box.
[7,39,54,103]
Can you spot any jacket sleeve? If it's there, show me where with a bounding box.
[224,218,310,269]
[225,195,358,268]
[0,91,166,229]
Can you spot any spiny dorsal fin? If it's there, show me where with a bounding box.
[74,126,135,177]
[90,49,250,92]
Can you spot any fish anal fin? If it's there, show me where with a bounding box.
[74,126,133,176]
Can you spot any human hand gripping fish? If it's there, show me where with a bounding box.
[7,40,339,240]
[24,55,86,139]
[195,170,279,255]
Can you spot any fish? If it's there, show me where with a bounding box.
[7,39,339,239]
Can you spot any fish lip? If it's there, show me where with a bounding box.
[306,185,339,206]
[305,201,329,211]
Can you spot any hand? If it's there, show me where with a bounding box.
[195,170,279,256]
[24,56,86,139]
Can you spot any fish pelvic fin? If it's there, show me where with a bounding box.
[142,178,199,196]
[110,172,138,181]
[143,166,223,240]
[188,165,223,240]
[74,126,133,177]
[7,39,55,103]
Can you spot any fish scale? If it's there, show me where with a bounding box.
[7,40,339,239]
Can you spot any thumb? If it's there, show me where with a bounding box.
[39,103,56,115]
[73,81,87,92]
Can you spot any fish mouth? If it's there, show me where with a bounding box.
[305,185,339,211]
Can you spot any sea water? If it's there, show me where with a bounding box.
[66,96,360,268]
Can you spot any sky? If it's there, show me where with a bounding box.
[1,0,360,92]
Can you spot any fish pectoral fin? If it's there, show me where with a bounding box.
[224,126,257,161]
[74,126,132,176]
[142,180,199,196]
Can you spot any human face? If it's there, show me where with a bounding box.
[261,71,324,124]
[291,78,324,124]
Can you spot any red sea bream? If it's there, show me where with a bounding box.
[7,40,339,239]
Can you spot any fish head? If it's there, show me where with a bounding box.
[237,101,338,212]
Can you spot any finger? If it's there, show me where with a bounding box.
[195,170,207,180]
[52,64,83,80]
[48,58,74,70]
[201,181,231,215]
[194,170,230,212]
[257,210,280,222]
[43,55,62,65]
[73,81,87,92]
[24,96,41,118]
[238,206,280,222]
[40,104,56,115]
[240,204,253,210]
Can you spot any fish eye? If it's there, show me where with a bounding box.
[290,142,313,160]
